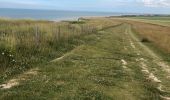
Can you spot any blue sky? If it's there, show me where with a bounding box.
[0,0,170,14]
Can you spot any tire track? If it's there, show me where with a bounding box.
[125,24,170,99]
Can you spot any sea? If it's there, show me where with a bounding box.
[0,8,123,21]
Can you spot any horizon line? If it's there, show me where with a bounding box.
[1,7,169,15]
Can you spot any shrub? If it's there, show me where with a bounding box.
[69,21,85,24]
[141,37,150,43]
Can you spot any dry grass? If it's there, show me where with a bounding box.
[0,19,95,71]
[126,20,170,53]
[0,18,122,74]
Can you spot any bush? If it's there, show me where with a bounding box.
[141,37,150,43]
[0,48,16,71]
[69,21,85,24]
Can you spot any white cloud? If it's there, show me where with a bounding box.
[142,0,170,7]
[98,0,170,7]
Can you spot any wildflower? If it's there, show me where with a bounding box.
[9,54,14,57]
[2,52,5,55]
[12,59,16,62]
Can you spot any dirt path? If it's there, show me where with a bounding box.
[0,68,39,89]
[126,24,170,99]
[0,23,170,100]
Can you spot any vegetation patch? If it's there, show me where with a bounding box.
[141,37,151,43]
[69,21,86,24]
[1,17,170,100]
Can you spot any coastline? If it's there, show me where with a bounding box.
[0,16,110,22]
[0,8,121,22]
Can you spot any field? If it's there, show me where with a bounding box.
[123,16,170,27]
[120,17,170,60]
[0,17,170,100]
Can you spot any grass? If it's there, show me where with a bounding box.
[0,17,170,100]
[67,21,86,24]
[0,22,165,100]
[128,16,170,21]
[0,18,94,80]
[130,25,170,62]
[125,20,170,53]
[0,18,121,80]
[121,16,170,27]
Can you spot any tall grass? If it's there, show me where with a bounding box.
[0,18,121,77]
[0,19,97,74]
[127,20,170,53]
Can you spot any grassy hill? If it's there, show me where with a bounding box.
[0,17,170,100]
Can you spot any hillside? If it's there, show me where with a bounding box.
[0,17,170,100]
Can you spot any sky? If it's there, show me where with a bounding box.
[0,0,170,14]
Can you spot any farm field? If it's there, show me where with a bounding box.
[122,16,170,27]
[0,17,170,100]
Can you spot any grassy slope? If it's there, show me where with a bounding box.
[122,16,170,27]
[125,18,170,99]
[0,18,121,81]
[128,24,170,98]
[109,17,170,62]
[0,18,170,100]
[1,22,169,100]
[130,22,170,62]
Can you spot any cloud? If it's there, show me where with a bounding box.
[98,0,135,6]
[142,0,170,7]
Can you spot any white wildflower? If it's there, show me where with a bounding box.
[2,52,5,55]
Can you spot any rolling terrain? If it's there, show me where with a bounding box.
[122,16,170,27]
[0,17,170,100]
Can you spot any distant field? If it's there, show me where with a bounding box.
[130,16,170,20]
[123,16,170,27]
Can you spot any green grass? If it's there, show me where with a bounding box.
[67,21,86,24]
[1,17,170,100]
[0,23,164,100]
[0,18,98,80]
[0,18,121,79]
